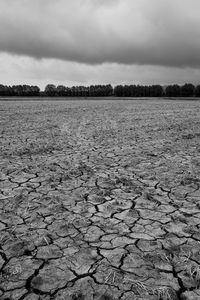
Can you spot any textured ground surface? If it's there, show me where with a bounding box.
[0,98,200,300]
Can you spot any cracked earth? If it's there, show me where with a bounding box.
[0,98,200,300]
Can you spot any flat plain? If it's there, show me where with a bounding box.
[0,98,200,300]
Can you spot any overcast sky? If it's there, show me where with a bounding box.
[0,0,200,89]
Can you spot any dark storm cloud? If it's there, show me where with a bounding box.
[2,53,200,89]
[0,0,200,67]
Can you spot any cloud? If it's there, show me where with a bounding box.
[0,0,200,67]
[1,53,200,89]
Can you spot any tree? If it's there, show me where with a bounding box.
[57,85,68,96]
[114,85,123,97]
[165,84,181,97]
[195,85,200,97]
[144,85,150,97]
[30,86,40,96]
[0,84,10,96]
[105,84,113,96]
[149,85,163,97]
[44,84,57,96]
[181,83,194,97]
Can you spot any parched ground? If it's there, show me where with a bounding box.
[0,98,200,300]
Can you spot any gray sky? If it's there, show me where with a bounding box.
[0,0,200,88]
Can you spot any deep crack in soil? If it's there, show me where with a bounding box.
[0,98,200,300]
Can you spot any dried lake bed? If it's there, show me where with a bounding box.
[0,98,200,300]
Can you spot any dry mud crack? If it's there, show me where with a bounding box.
[0,99,200,300]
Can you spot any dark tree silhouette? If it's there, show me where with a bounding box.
[181,83,195,97]
[165,84,181,97]
[0,85,14,96]
[0,82,199,98]
[44,84,57,96]
[114,84,163,97]
[10,85,40,96]
[149,85,163,97]
[195,85,200,97]
[57,85,68,96]
[114,85,123,97]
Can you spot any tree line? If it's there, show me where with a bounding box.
[0,85,40,97]
[114,83,200,97]
[1,83,200,97]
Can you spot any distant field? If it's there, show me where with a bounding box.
[0,98,200,299]
[1,96,200,101]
